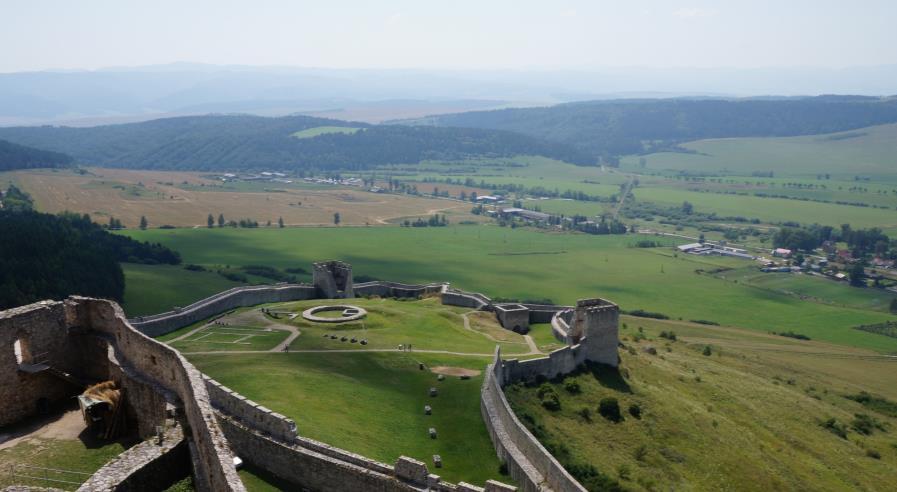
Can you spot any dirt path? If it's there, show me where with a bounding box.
[460,311,541,355]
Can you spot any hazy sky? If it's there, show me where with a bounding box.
[3,0,896,72]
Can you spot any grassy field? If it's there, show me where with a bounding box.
[121,226,897,352]
[291,126,362,139]
[507,315,897,491]
[0,167,474,228]
[619,123,897,180]
[189,351,509,486]
[122,263,242,316]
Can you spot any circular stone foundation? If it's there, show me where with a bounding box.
[301,305,368,323]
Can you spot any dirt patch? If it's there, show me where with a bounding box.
[430,366,481,377]
[0,410,85,451]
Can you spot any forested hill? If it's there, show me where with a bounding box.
[0,208,182,309]
[0,114,593,170]
[409,96,897,157]
[0,139,73,171]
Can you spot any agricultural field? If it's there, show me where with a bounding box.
[506,315,897,491]
[619,123,897,180]
[122,226,897,353]
[0,167,475,228]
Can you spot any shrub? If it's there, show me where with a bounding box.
[626,309,670,320]
[577,407,592,422]
[184,263,206,272]
[564,379,581,394]
[541,393,561,411]
[866,449,881,459]
[659,330,677,341]
[565,463,624,492]
[851,413,886,435]
[821,418,848,439]
[599,397,623,422]
[702,345,712,356]
[846,392,897,418]
[633,444,648,461]
[628,403,642,419]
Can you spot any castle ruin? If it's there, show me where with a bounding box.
[0,261,618,492]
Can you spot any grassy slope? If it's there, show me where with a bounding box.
[291,126,362,139]
[122,263,241,316]
[189,351,508,486]
[506,316,897,491]
[620,123,897,180]
[122,227,897,352]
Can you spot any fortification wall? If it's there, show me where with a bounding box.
[441,289,491,310]
[129,284,317,337]
[67,298,244,492]
[354,281,446,299]
[481,349,585,492]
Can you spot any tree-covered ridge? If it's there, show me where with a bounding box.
[416,96,897,158]
[0,114,592,170]
[0,138,73,171]
[0,207,182,309]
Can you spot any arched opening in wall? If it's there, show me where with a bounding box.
[13,338,30,365]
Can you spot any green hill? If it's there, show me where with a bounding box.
[0,114,592,171]
[0,138,72,171]
[622,123,897,179]
[412,96,897,159]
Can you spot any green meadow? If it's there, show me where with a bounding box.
[189,351,507,486]
[620,123,897,180]
[122,226,897,352]
[291,126,362,139]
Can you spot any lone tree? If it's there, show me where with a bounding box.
[333,212,341,226]
[278,217,284,228]
[207,214,214,228]
[139,216,148,230]
[218,213,225,228]
[849,263,866,287]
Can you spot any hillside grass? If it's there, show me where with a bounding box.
[620,123,897,180]
[506,316,897,491]
[291,126,362,139]
[188,351,508,486]
[121,226,897,352]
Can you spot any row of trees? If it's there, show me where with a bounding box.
[773,224,893,258]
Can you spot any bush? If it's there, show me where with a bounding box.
[633,444,648,461]
[702,345,712,356]
[625,309,670,320]
[659,330,677,341]
[628,403,642,419]
[690,319,719,326]
[866,449,881,459]
[577,407,592,422]
[564,379,581,394]
[184,263,206,272]
[851,413,886,435]
[821,418,848,439]
[541,393,561,411]
[599,397,623,422]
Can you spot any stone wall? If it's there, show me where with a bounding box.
[441,289,491,310]
[354,281,446,299]
[67,298,245,492]
[0,301,81,426]
[128,284,317,337]
[77,423,189,492]
[493,304,530,333]
[481,349,585,492]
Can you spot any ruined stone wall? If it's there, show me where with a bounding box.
[354,281,446,299]
[0,301,81,426]
[493,305,530,332]
[313,260,354,299]
[129,284,317,337]
[441,289,491,310]
[481,349,586,492]
[67,298,245,492]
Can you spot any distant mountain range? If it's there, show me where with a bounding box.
[2,63,897,126]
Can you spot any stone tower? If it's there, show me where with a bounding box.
[312,261,354,299]
[572,298,619,367]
